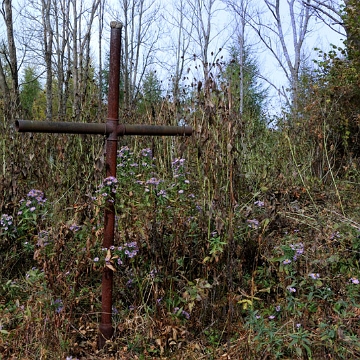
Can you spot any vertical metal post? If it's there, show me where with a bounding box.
[98,21,123,349]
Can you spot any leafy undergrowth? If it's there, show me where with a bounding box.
[1,144,360,359]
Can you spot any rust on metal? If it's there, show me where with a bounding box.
[16,120,192,137]
[15,120,107,135]
[98,20,123,349]
[15,20,193,351]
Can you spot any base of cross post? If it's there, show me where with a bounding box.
[98,323,114,349]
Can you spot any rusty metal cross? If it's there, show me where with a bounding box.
[15,21,192,349]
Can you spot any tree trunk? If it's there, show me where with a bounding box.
[0,0,20,122]
[42,0,53,121]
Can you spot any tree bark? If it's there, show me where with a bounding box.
[0,0,20,122]
[42,0,53,121]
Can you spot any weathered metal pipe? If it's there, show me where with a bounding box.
[98,20,123,349]
[15,120,107,134]
[15,120,192,137]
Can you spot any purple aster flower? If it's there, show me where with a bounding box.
[69,224,81,232]
[127,242,137,248]
[146,177,162,186]
[182,310,190,319]
[112,306,119,315]
[254,200,265,207]
[157,189,167,197]
[247,219,259,229]
[141,148,152,157]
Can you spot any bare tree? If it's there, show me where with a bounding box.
[42,0,53,121]
[71,0,100,120]
[111,0,161,109]
[245,0,313,114]
[184,0,223,98]
[304,0,344,34]
[52,0,71,121]
[97,0,105,110]
[223,0,254,116]
[0,0,20,123]
[163,0,193,108]
[306,0,360,58]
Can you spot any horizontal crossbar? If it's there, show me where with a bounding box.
[15,120,193,137]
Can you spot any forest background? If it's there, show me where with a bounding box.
[1,0,360,359]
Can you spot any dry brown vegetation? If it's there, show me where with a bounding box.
[1,47,360,359]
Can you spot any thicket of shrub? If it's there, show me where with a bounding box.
[1,50,360,358]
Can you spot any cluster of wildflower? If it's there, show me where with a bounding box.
[117,146,155,171]
[309,273,320,280]
[247,219,260,229]
[330,231,340,240]
[287,286,296,293]
[157,189,167,198]
[143,177,163,193]
[19,189,47,213]
[349,277,359,284]
[267,305,281,320]
[0,214,13,232]
[254,200,265,207]
[171,158,191,194]
[145,177,162,187]
[69,224,81,232]
[172,158,186,175]
[173,307,190,320]
[27,189,47,203]
[290,242,304,261]
[141,148,153,158]
[93,241,139,268]
[95,176,118,201]
[117,146,133,164]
